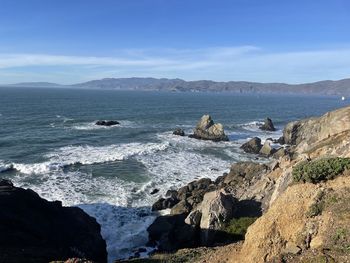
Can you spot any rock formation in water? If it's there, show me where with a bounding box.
[173,128,185,136]
[0,179,107,263]
[189,115,229,142]
[240,137,262,154]
[95,120,120,126]
[259,117,276,131]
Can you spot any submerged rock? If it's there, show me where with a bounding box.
[0,180,107,263]
[240,137,263,154]
[173,128,185,136]
[95,120,120,126]
[189,115,229,142]
[259,117,276,131]
[150,188,159,195]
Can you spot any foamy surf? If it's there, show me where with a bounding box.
[9,142,170,175]
[0,160,13,173]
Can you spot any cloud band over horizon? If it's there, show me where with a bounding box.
[0,46,349,85]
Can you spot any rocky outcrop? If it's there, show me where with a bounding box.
[95,120,120,126]
[230,174,350,263]
[259,117,276,131]
[0,180,107,263]
[240,137,262,154]
[283,106,350,153]
[189,115,229,142]
[173,128,185,136]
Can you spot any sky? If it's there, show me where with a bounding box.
[0,0,349,84]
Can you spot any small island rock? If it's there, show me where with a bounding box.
[240,137,263,154]
[95,120,120,126]
[173,128,185,136]
[189,115,229,142]
[259,118,276,131]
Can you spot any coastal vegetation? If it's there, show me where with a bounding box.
[292,157,350,183]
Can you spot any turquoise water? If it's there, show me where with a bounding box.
[0,87,347,261]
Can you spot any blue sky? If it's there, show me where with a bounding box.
[0,0,349,84]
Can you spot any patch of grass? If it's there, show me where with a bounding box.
[333,228,347,242]
[307,202,324,217]
[307,191,325,217]
[292,158,350,183]
[221,217,257,239]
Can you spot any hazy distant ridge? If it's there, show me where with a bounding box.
[4,77,350,95]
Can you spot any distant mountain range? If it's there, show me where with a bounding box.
[2,77,350,96]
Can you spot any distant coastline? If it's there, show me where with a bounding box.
[1,77,350,96]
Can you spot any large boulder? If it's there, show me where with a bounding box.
[198,190,237,245]
[0,180,107,263]
[189,115,229,142]
[259,140,277,157]
[240,137,263,154]
[259,117,276,131]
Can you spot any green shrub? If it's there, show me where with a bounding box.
[292,158,350,183]
[221,217,257,239]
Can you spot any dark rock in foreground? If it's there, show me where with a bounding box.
[173,128,185,136]
[189,115,229,142]
[259,117,276,131]
[0,179,107,263]
[240,137,263,154]
[95,120,120,126]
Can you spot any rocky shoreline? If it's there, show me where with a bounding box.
[130,106,350,262]
[2,106,350,263]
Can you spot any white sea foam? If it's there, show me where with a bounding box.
[56,115,74,123]
[12,142,169,175]
[0,160,13,173]
[7,133,262,262]
[239,120,265,131]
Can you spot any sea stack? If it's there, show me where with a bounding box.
[259,118,276,131]
[189,115,229,142]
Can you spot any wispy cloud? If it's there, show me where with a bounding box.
[0,46,349,84]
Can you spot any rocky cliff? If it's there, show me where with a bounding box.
[134,105,350,263]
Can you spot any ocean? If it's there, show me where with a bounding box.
[0,87,346,261]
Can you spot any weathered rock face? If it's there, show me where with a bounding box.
[240,137,262,154]
[0,180,107,263]
[190,115,229,142]
[259,117,276,131]
[223,162,269,187]
[173,128,185,136]
[197,190,237,246]
[95,120,119,126]
[230,174,350,263]
[283,106,350,153]
[151,178,217,214]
